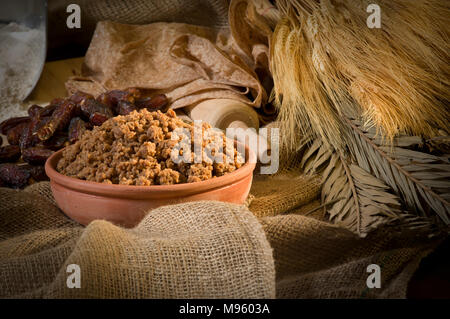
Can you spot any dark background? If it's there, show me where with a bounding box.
[46,0,230,61]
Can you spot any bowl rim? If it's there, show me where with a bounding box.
[45,141,256,198]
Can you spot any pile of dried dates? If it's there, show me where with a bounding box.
[0,89,168,188]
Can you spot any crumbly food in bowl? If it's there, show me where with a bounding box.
[56,109,244,185]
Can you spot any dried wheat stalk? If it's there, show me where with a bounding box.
[271,0,450,151]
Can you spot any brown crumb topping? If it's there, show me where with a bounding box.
[57,109,244,185]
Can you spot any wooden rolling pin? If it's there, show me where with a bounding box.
[184,99,269,160]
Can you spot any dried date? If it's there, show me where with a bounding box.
[40,98,63,117]
[0,145,21,163]
[68,117,87,143]
[80,98,113,126]
[29,99,64,118]
[90,112,110,126]
[37,99,77,141]
[42,132,69,150]
[69,91,94,105]
[27,104,43,117]
[135,94,168,112]
[116,100,137,115]
[97,89,141,110]
[24,164,48,183]
[22,147,54,165]
[0,116,29,135]
[6,122,28,145]
[19,115,41,149]
[35,116,51,132]
[0,163,31,188]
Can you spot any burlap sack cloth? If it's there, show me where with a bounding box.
[0,0,443,298]
[0,166,441,298]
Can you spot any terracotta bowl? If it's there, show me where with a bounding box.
[45,143,256,228]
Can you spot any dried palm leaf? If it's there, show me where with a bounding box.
[345,116,450,224]
[299,114,450,236]
[271,0,450,151]
[300,137,405,236]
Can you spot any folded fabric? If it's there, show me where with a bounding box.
[66,1,273,110]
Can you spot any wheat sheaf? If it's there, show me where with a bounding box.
[270,0,450,235]
[271,0,449,150]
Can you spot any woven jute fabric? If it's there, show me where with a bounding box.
[0,185,275,298]
[260,213,439,298]
[0,172,441,298]
[249,156,441,298]
[249,171,322,218]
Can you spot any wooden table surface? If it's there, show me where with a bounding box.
[26,57,84,105]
